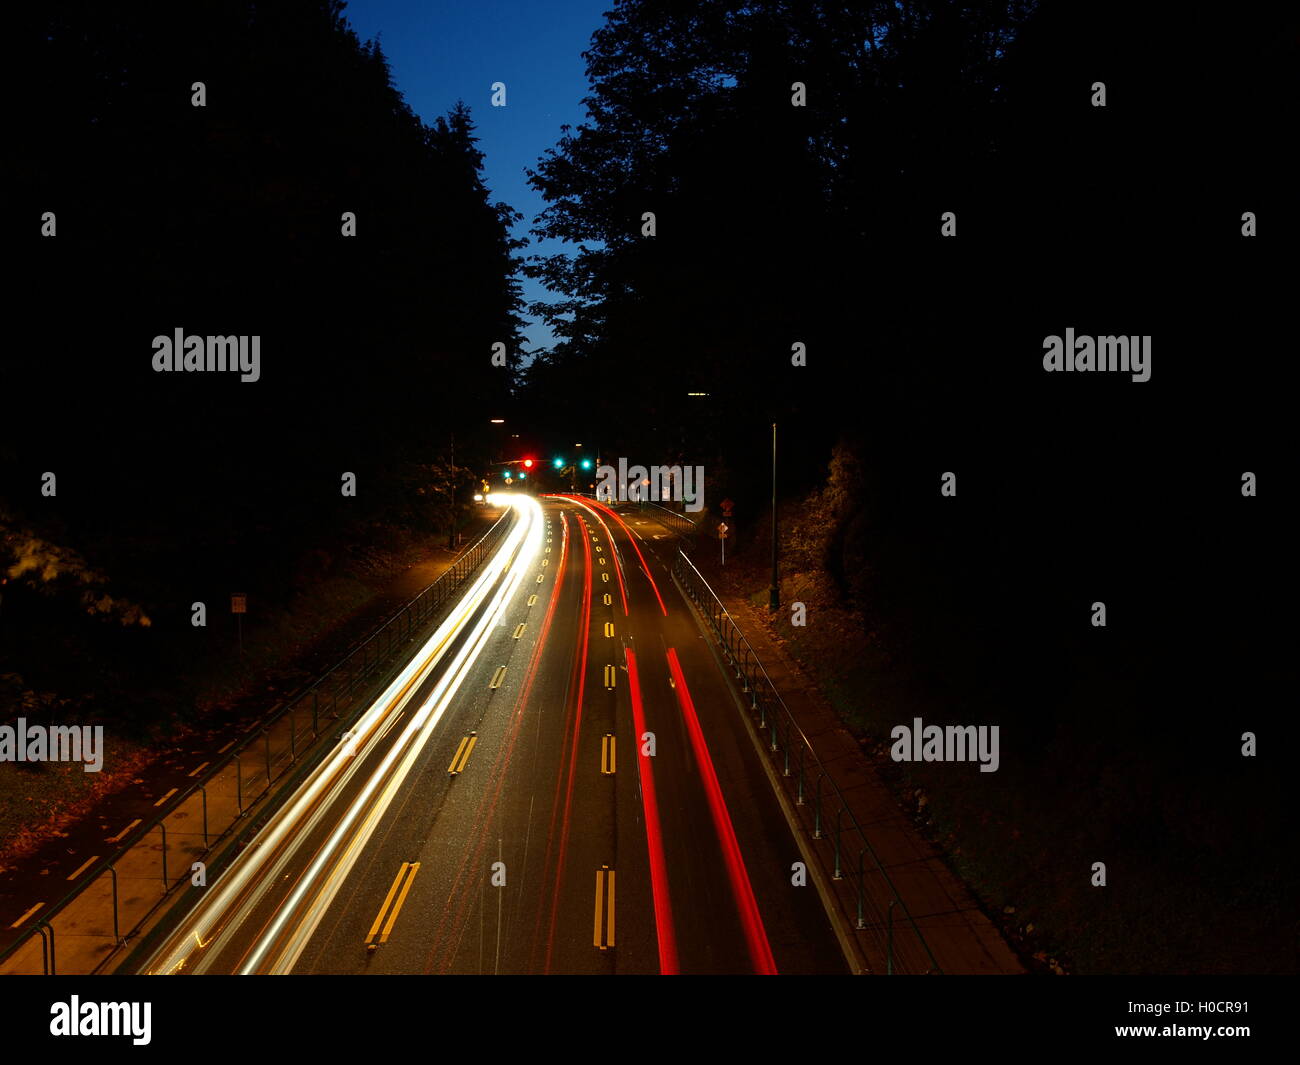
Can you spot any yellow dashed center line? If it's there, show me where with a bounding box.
[366,862,421,949]
[448,733,478,774]
[593,866,615,949]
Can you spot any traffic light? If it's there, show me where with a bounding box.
[580,458,593,470]
[519,471,527,480]
[522,458,534,469]
[552,457,565,469]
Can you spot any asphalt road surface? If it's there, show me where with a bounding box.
[143,494,846,975]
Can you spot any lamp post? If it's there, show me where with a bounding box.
[448,430,457,550]
[769,421,779,611]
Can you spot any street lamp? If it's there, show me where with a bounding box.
[447,429,458,550]
[769,422,779,611]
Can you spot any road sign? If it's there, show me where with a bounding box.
[721,498,734,517]
[717,523,729,538]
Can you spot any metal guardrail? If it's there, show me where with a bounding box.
[0,509,515,974]
[630,499,704,539]
[671,548,942,975]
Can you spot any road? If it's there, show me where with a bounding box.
[141,493,846,975]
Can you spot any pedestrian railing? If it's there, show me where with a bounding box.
[671,549,942,975]
[0,509,515,975]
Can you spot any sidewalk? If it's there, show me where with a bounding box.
[717,590,1022,974]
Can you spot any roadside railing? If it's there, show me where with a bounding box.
[629,499,704,540]
[671,548,942,975]
[0,509,515,975]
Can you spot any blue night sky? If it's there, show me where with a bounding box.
[340,0,613,356]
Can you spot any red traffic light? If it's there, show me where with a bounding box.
[523,458,534,468]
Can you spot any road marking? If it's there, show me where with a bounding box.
[593,866,615,950]
[66,856,100,882]
[513,623,526,639]
[216,739,236,755]
[9,903,44,929]
[603,593,612,606]
[490,666,507,690]
[601,733,616,775]
[545,546,551,553]
[537,574,545,583]
[542,558,550,566]
[106,818,141,844]
[595,545,602,552]
[604,622,615,638]
[598,557,606,566]
[601,573,609,583]
[187,761,209,778]
[527,594,538,606]
[366,862,421,949]
[604,664,616,689]
[153,788,177,808]
[448,733,478,774]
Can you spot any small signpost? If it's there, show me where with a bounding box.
[231,593,247,657]
[718,522,729,564]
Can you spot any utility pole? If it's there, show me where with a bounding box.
[769,422,779,611]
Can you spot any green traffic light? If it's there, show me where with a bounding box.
[553,457,565,469]
[580,458,593,470]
